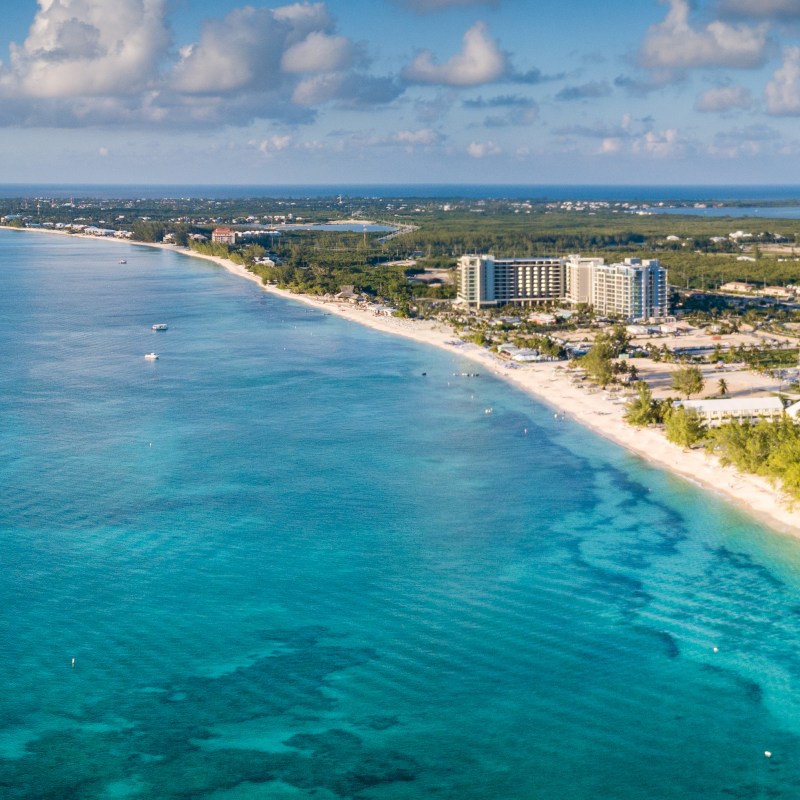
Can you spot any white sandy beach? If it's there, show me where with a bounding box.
[176,242,800,540]
[6,224,800,538]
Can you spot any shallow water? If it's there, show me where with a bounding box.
[2,230,800,799]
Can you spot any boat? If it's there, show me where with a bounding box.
[144,353,159,360]
[151,323,168,331]
[118,259,127,264]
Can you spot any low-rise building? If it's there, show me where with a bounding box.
[719,281,753,294]
[759,286,795,300]
[677,397,785,426]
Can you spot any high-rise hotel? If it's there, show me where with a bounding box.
[457,254,668,321]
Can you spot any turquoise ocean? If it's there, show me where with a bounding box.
[3,229,800,799]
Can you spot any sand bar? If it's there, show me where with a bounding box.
[6,225,800,539]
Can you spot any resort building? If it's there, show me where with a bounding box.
[565,255,603,306]
[457,255,566,308]
[677,397,785,427]
[211,226,237,245]
[457,254,668,321]
[590,258,668,321]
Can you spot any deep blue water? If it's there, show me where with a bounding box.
[3,229,800,799]
[4,183,800,202]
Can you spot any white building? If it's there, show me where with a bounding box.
[565,255,603,306]
[457,255,566,308]
[590,258,668,321]
[457,254,668,321]
[211,226,237,245]
[677,397,785,426]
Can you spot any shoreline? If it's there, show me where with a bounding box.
[6,224,800,538]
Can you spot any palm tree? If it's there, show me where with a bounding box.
[718,377,728,397]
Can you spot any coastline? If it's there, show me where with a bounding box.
[5,224,800,538]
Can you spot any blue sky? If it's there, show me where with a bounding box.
[3,0,800,185]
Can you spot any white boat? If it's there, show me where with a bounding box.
[118,259,127,264]
[151,323,168,331]
[144,352,159,360]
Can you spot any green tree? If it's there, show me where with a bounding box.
[608,323,631,357]
[671,365,704,399]
[717,377,728,396]
[707,420,774,473]
[241,243,266,266]
[664,406,706,448]
[581,331,615,387]
[624,381,662,427]
[131,219,166,242]
[765,426,800,497]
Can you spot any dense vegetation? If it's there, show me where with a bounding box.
[7,192,800,305]
[708,418,800,500]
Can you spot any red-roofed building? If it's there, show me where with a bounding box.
[211,227,236,245]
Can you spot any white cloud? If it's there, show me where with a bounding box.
[2,0,170,98]
[632,128,685,158]
[695,85,753,111]
[251,134,292,155]
[467,140,502,157]
[170,7,290,94]
[394,128,440,147]
[0,1,400,128]
[293,73,345,105]
[281,32,354,73]
[403,22,507,86]
[272,2,334,33]
[598,138,622,154]
[169,4,396,118]
[766,46,800,114]
[639,0,768,71]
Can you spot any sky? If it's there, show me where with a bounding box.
[4,0,800,185]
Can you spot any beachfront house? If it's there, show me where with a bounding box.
[676,397,785,426]
[336,285,360,302]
